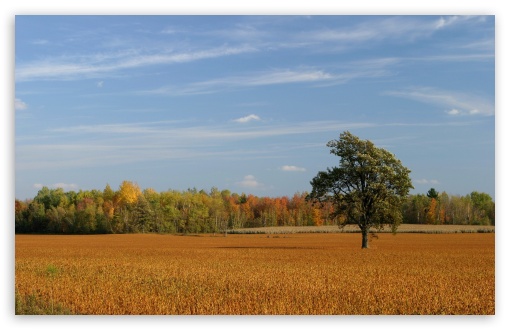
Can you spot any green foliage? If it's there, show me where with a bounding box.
[399,191,495,226]
[15,177,494,235]
[427,188,439,199]
[45,264,59,278]
[15,291,75,315]
[307,131,414,248]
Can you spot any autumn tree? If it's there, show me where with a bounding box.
[116,181,142,232]
[118,181,142,205]
[425,188,438,224]
[15,200,29,232]
[15,180,493,235]
[426,197,437,224]
[312,207,323,226]
[307,131,413,248]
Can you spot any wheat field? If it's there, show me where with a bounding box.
[15,232,495,315]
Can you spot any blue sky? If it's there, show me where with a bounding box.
[14,15,495,200]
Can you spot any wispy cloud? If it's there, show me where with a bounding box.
[16,16,490,84]
[15,45,257,82]
[49,122,168,134]
[33,183,78,190]
[434,15,484,29]
[18,115,485,171]
[280,165,306,172]
[53,183,79,190]
[301,16,479,45]
[144,68,335,96]
[204,23,268,41]
[233,114,261,123]
[383,87,494,116]
[15,98,28,110]
[17,120,375,170]
[414,179,440,185]
[355,53,493,68]
[457,38,494,51]
[235,69,333,85]
[47,120,374,142]
[142,67,392,96]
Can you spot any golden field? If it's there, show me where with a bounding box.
[15,231,495,315]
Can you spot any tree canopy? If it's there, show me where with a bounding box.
[307,131,414,248]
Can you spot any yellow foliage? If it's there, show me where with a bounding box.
[312,208,323,226]
[118,181,141,205]
[427,198,437,224]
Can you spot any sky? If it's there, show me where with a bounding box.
[14,15,495,200]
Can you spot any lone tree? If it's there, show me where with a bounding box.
[307,131,413,248]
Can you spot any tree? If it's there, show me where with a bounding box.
[426,197,437,224]
[469,191,494,225]
[307,131,413,248]
[427,188,439,199]
[401,194,428,224]
[118,181,141,206]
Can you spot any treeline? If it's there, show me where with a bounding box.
[14,181,495,234]
[402,189,495,226]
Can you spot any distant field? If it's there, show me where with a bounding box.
[230,224,496,234]
[15,232,495,315]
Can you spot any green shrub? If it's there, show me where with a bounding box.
[15,291,74,315]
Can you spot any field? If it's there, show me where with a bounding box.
[15,230,495,315]
[230,224,496,234]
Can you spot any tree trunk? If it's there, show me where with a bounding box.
[361,228,369,249]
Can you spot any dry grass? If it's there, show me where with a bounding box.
[15,232,495,315]
[230,224,495,234]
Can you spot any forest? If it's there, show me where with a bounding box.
[14,181,495,235]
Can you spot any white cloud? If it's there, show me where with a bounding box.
[48,120,373,138]
[143,69,336,96]
[53,183,79,190]
[415,179,440,185]
[233,114,261,123]
[434,16,481,30]
[435,16,456,29]
[239,69,333,86]
[32,183,79,191]
[236,175,263,188]
[17,120,376,170]
[384,87,494,116]
[19,119,473,171]
[303,16,456,44]
[280,165,306,172]
[15,45,257,82]
[15,98,28,110]
[296,16,489,59]
[97,81,104,88]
